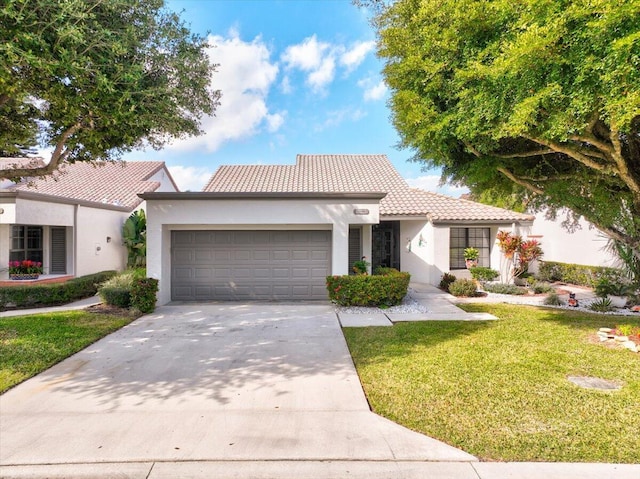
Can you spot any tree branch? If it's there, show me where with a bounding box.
[493,149,556,158]
[497,167,544,195]
[0,123,81,180]
[609,124,640,196]
[523,135,615,174]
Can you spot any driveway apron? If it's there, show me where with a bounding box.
[0,303,474,466]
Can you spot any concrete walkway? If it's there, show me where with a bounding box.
[0,295,102,318]
[339,282,497,327]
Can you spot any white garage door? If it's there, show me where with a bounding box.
[171,230,331,301]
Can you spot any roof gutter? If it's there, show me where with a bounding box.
[139,191,388,200]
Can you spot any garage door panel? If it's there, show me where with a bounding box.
[272,250,290,261]
[171,230,331,301]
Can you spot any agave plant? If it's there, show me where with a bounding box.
[122,210,147,268]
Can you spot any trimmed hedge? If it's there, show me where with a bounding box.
[0,271,117,310]
[326,271,410,307]
[131,277,159,313]
[537,261,625,287]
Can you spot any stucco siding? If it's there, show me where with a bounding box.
[529,210,616,268]
[15,198,74,226]
[75,206,128,276]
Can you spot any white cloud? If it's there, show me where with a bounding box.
[282,35,375,93]
[307,56,336,92]
[280,75,292,94]
[266,112,285,132]
[405,175,470,197]
[168,31,283,152]
[281,35,330,71]
[358,76,388,101]
[364,81,388,101]
[340,41,375,71]
[168,165,212,192]
[316,108,367,132]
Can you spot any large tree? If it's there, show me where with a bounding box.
[368,0,640,268]
[0,0,219,179]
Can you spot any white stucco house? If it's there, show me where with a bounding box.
[141,154,534,305]
[528,208,619,269]
[0,159,178,280]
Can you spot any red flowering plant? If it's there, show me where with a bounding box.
[8,260,43,275]
[496,232,543,282]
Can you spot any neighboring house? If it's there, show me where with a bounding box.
[0,159,178,280]
[141,154,534,304]
[528,208,619,269]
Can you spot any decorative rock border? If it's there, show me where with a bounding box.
[597,328,639,353]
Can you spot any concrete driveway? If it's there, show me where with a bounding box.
[1,303,473,469]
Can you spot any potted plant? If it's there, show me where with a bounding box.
[8,260,43,280]
[352,257,370,275]
[463,248,479,269]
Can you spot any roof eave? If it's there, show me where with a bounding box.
[0,190,133,212]
[139,191,388,200]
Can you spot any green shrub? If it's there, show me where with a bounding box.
[130,277,159,313]
[544,292,565,306]
[352,258,370,275]
[326,271,410,307]
[589,297,615,313]
[0,271,117,310]
[374,266,400,276]
[438,273,457,292]
[448,279,478,297]
[469,267,499,282]
[537,261,626,288]
[98,271,137,307]
[483,283,527,295]
[532,282,554,294]
[594,276,631,298]
[99,288,131,308]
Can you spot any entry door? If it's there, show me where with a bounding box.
[50,227,67,274]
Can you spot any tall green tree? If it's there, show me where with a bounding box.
[367,0,640,267]
[0,0,219,179]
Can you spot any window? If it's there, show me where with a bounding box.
[450,227,490,269]
[10,226,43,263]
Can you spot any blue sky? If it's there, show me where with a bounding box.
[127,0,466,196]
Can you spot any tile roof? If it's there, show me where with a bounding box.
[3,161,168,211]
[204,154,534,222]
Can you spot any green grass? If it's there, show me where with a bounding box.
[0,310,136,393]
[343,303,640,463]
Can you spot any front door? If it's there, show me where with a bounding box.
[372,221,400,271]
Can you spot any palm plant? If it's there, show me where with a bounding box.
[122,210,147,268]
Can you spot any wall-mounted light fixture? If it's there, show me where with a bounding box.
[418,234,425,247]
[406,238,412,253]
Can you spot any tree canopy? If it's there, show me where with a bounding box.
[369,0,640,268]
[0,0,219,179]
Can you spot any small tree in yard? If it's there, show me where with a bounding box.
[496,231,543,283]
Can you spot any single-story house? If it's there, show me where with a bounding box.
[141,154,534,304]
[0,159,178,280]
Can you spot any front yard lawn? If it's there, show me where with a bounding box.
[343,303,640,463]
[0,310,137,393]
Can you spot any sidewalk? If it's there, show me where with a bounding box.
[0,295,102,318]
[2,460,639,478]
